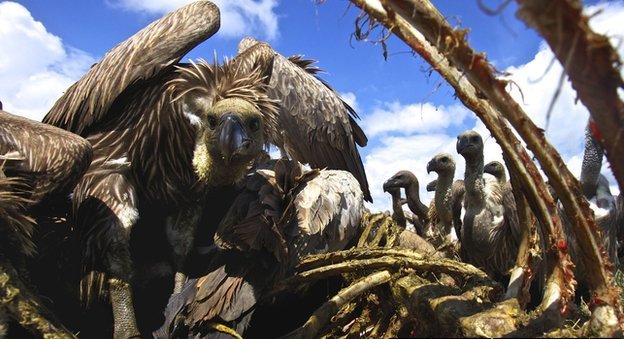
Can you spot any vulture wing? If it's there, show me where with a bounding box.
[42,1,220,135]
[236,37,372,202]
[0,171,36,257]
[289,168,364,259]
[0,110,92,204]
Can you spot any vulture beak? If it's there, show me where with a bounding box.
[426,159,435,174]
[218,113,251,165]
[456,137,469,155]
[382,179,394,193]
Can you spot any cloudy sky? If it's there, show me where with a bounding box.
[2,0,622,212]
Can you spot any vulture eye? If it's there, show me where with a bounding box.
[248,117,260,132]
[206,116,217,129]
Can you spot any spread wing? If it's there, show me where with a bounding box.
[236,37,372,202]
[42,1,220,134]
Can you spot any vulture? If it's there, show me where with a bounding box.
[154,159,364,338]
[383,170,429,237]
[426,153,465,246]
[41,2,370,336]
[456,130,520,281]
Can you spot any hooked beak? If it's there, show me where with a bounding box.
[456,137,469,155]
[382,179,395,193]
[426,159,435,174]
[218,113,251,165]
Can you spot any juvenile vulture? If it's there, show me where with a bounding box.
[383,170,429,237]
[154,159,364,338]
[426,153,465,246]
[456,130,520,281]
[41,2,370,336]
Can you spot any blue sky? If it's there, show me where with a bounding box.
[1,0,622,212]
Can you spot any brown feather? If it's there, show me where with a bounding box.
[235,37,372,202]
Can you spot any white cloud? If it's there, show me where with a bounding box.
[362,101,471,137]
[107,0,279,40]
[0,2,95,121]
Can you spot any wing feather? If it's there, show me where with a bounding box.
[236,37,372,202]
[43,1,220,134]
[0,110,92,202]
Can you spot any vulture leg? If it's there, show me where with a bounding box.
[74,171,140,338]
[165,204,203,294]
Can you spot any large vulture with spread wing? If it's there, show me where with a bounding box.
[154,159,364,338]
[41,1,370,337]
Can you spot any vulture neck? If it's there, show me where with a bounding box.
[434,171,454,228]
[463,154,486,211]
[496,172,507,186]
[580,127,604,199]
[390,192,407,228]
[192,141,249,187]
[404,182,428,223]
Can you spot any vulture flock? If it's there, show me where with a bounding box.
[382,126,623,297]
[1,1,623,338]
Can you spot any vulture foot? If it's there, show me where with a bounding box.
[108,278,140,339]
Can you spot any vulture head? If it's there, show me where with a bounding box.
[383,170,419,192]
[169,58,279,186]
[426,153,456,176]
[426,179,437,192]
[456,130,483,161]
[483,160,507,183]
